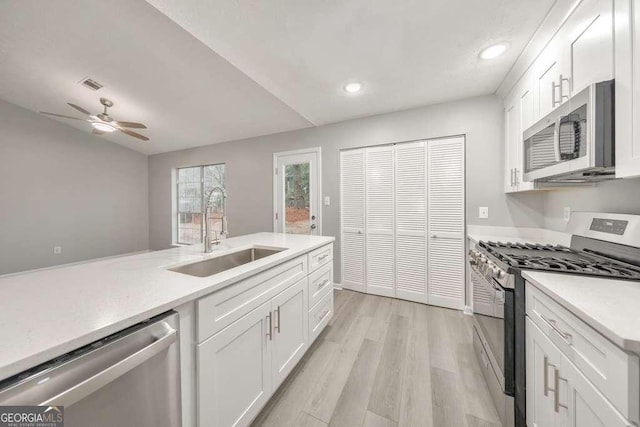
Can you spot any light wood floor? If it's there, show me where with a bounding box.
[251,290,502,427]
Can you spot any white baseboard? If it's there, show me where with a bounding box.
[333,282,343,290]
[463,305,474,315]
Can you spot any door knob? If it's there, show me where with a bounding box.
[310,224,317,230]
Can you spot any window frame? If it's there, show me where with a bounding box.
[175,163,225,245]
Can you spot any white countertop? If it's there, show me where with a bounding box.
[0,232,334,381]
[523,270,640,353]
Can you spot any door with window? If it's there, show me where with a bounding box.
[274,148,321,235]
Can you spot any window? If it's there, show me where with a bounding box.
[176,164,226,245]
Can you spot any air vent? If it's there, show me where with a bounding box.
[80,78,103,91]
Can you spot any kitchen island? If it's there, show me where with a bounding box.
[0,232,335,426]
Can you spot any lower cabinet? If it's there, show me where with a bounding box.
[271,278,308,390]
[197,300,273,427]
[527,318,633,427]
[196,245,334,427]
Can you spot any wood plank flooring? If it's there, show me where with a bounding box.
[251,290,502,427]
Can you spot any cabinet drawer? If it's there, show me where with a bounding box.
[526,282,640,423]
[197,255,308,342]
[309,289,333,344]
[308,244,332,273]
[308,262,333,308]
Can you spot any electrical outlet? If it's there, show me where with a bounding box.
[53,246,62,255]
[479,207,489,219]
[324,196,331,206]
[564,207,571,222]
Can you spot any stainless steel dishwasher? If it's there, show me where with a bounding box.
[0,311,181,427]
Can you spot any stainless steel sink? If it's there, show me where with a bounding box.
[168,246,286,277]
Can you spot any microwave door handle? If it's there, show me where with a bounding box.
[554,117,562,162]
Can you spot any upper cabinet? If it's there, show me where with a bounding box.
[615,0,640,178]
[503,0,616,193]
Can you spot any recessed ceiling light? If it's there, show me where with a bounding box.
[344,82,363,94]
[91,121,117,133]
[479,43,510,60]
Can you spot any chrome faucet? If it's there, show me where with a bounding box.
[204,186,228,253]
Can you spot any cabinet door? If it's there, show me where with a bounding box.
[427,136,465,309]
[526,318,561,427]
[340,149,366,291]
[615,0,640,178]
[517,72,536,191]
[395,141,428,303]
[504,95,519,193]
[534,37,563,118]
[562,0,614,97]
[365,145,395,298]
[271,278,308,390]
[561,353,633,427]
[198,301,272,427]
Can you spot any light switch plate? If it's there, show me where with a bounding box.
[324,196,330,206]
[563,207,571,222]
[478,207,489,219]
[53,246,62,254]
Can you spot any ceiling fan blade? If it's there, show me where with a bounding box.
[119,128,149,141]
[115,121,147,129]
[40,112,88,121]
[67,103,91,115]
[92,129,105,135]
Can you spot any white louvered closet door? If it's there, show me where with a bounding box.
[340,149,366,292]
[395,141,428,303]
[427,136,465,309]
[365,145,395,298]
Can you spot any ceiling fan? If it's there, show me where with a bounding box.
[40,98,149,141]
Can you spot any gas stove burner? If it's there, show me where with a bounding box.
[476,239,640,281]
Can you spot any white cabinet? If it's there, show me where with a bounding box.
[198,300,272,427]
[526,317,562,427]
[503,0,617,185]
[527,318,633,427]
[560,0,614,97]
[504,71,536,193]
[615,0,640,178]
[197,246,333,427]
[271,278,308,389]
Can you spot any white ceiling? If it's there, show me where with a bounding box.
[0,0,555,155]
[0,1,312,155]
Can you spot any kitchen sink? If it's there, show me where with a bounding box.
[168,246,286,277]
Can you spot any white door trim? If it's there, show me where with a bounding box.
[273,147,322,234]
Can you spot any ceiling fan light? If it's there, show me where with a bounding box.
[91,121,116,133]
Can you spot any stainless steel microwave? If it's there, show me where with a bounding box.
[523,80,614,183]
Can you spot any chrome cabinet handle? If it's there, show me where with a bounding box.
[318,253,329,261]
[514,168,520,185]
[275,306,281,333]
[41,327,177,407]
[552,80,561,107]
[317,279,331,290]
[559,74,570,102]
[554,369,568,413]
[543,356,556,397]
[266,312,273,340]
[540,314,572,343]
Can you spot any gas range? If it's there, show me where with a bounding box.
[470,239,640,288]
[468,212,640,427]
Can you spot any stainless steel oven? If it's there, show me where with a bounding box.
[523,79,614,183]
[469,251,515,427]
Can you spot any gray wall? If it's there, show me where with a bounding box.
[0,100,149,275]
[542,178,640,231]
[149,95,545,281]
